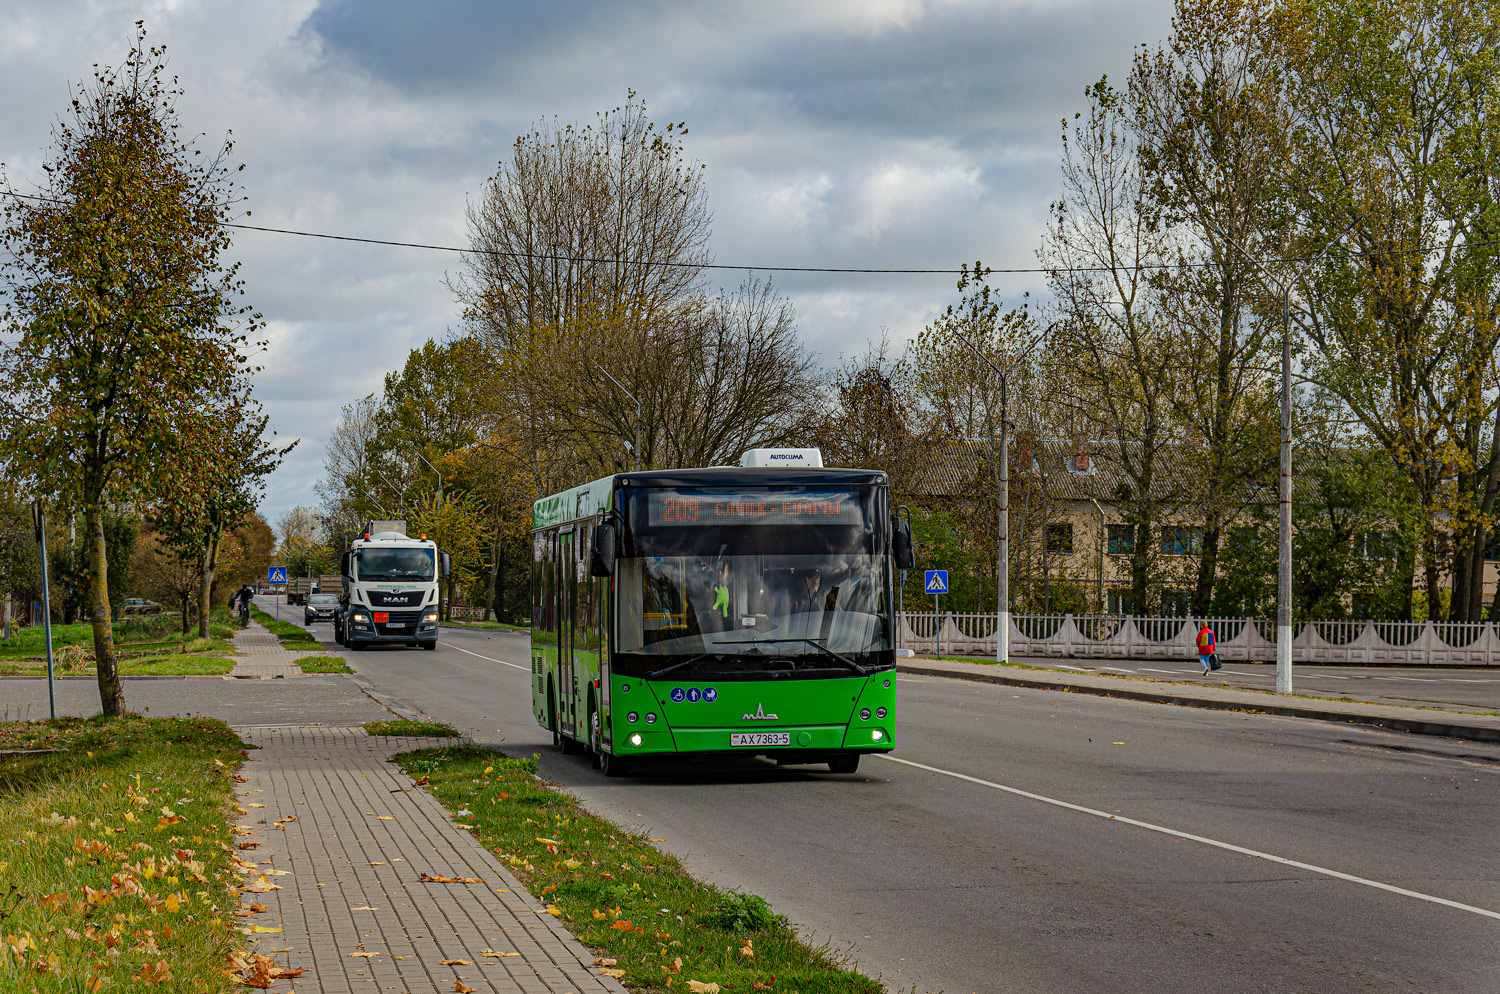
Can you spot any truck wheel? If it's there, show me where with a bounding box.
[827,755,859,774]
[421,641,437,651]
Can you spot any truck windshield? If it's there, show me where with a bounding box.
[614,486,891,676]
[357,548,434,581]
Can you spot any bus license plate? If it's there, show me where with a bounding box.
[731,732,790,747]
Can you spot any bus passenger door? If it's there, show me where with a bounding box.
[559,530,576,738]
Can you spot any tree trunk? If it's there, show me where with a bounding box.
[87,505,125,716]
[1424,530,1442,622]
[180,594,191,635]
[199,527,220,638]
[1451,530,1473,623]
[485,526,500,622]
[1192,522,1220,617]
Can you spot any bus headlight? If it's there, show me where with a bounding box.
[871,729,885,742]
[629,733,643,746]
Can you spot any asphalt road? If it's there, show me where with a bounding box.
[1035,657,1500,712]
[276,609,1500,994]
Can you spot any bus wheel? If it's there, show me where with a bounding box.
[827,755,859,774]
[599,750,630,778]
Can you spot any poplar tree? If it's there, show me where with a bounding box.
[0,26,256,714]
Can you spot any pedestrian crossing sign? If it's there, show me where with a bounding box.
[924,569,948,594]
[268,566,288,585]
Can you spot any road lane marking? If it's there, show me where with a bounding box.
[445,644,529,672]
[877,754,1500,921]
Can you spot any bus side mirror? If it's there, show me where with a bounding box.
[894,519,916,571]
[590,522,616,577]
[441,552,452,578]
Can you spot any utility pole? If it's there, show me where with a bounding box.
[32,501,56,719]
[946,327,1024,664]
[591,360,641,471]
[1211,219,1357,694]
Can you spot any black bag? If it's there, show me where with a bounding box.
[1208,653,1222,671]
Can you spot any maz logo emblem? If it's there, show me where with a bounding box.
[741,703,779,720]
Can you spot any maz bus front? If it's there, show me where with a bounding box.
[530,452,915,776]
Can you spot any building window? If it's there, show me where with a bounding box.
[1160,588,1192,616]
[1107,524,1135,555]
[1160,526,1203,556]
[1107,589,1136,614]
[1045,523,1075,555]
[1355,530,1396,561]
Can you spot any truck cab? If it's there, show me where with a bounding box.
[334,520,449,651]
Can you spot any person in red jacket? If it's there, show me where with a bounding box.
[1196,622,1216,675]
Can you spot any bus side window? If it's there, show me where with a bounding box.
[575,526,593,650]
[531,531,544,633]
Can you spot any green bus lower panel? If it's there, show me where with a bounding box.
[610,723,894,755]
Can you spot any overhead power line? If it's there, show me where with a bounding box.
[4,188,1500,277]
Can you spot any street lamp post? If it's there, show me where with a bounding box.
[947,329,1012,664]
[590,360,641,471]
[413,451,443,506]
[1213,220,1357,694]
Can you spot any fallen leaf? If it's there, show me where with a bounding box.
[419,873,483,884]
[350,905,379,911]
[600,967,626,978]
[347,951,381,958]
[593,958,618,967]
[376,816,396,821]
[453,983,476,994]
[135,959,172,984]
[366,861,386,866]
[412,775,429,786]
[440,958,474,966]
[248,925,282,933]
[481,949,520,958]
[740,938,754,959]
[686,982,720,993]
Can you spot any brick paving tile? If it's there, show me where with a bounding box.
[235,724,626,994]
[231,617,312,679]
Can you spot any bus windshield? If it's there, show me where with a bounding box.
[615,486,891,676]
[357,548,435,581]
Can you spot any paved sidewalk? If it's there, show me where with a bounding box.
[236,725,626,994]
[231,618,309,679]
[903,656,1500,743]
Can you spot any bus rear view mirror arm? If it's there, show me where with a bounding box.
[894,518,916,571]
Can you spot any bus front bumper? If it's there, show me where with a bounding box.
[610,724,894,756]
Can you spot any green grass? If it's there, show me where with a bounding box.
[0,715,252,992]
[443,619,528,631]
[247,604,311,642]
[393,747,881,993]
[296,656,354,674]
[0,634,241,677]
[362,719,459,737]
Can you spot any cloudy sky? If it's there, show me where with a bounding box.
[1,0,1176,532]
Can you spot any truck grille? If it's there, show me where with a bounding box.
[368,591,424,607]
[375,610,423,635]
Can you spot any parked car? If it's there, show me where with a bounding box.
[121,597,162,615]
[304,593,339,625]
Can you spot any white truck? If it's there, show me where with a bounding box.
[333,520,450,651]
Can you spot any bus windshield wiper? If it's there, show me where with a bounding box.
[644,652,724,681]
[740,638,868,676]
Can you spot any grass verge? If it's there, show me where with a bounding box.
[295,656,354,674]
[0,635,241,677]
[362,719,458,737]
[443,619,528,632]
[0,715,258,991]
[247,605,311,643]
[393,747,881,993]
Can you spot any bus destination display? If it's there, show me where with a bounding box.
[647,489,863,528]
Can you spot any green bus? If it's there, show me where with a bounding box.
[530,453,915,776]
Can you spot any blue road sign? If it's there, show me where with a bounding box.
[924,569,949,594]
[268,566,288,584]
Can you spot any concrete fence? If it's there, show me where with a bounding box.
[899,612,1500,667]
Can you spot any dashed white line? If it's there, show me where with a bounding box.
[444,643,529,671]
[877,753,1500,922]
